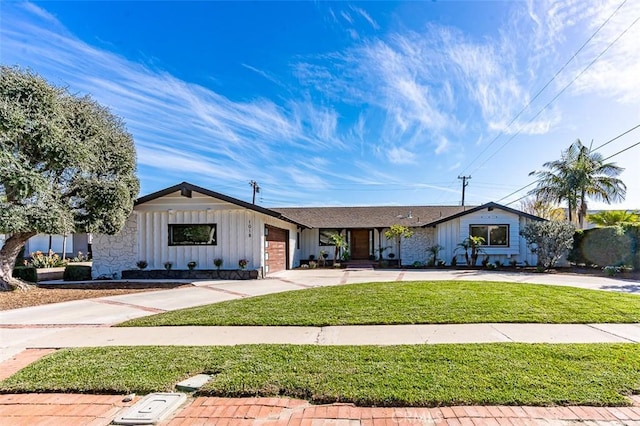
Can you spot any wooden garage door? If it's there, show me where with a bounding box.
[265,225,288,274]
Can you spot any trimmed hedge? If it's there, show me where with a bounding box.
[63,265,92,281]
[12,266,38,283]
[569,224,640,269]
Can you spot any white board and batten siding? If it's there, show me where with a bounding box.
[131,190,297,272]
[438,208,538,265]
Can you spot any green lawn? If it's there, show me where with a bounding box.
[120,281,640,327]
[2,344,639,406]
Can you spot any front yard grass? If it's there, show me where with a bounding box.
[2,343,639,406]
[120,281,640,327]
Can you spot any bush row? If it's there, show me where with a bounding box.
[12,264,92,282]
[569,223,640,269]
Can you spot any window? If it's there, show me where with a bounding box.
[470,225,509,246]
[319,228,340,246]
[169,224,217,246]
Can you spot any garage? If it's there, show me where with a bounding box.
[265,225,288,274]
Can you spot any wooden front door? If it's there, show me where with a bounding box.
[350,229,370,260]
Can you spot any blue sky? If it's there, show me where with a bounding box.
[1,0,639,209]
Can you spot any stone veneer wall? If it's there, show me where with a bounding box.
[92,214,138,279]
[400,228,436,265]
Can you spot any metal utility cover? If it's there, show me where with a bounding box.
[112,392,187,425]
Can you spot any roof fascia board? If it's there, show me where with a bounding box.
[134,182,306,228]
[421,202,545,228]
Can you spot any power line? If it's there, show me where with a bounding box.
[592,123,640,151]
[494,124,640,205]
[458,0,630,177]
[603,140,640,161]
[468,14,640,177]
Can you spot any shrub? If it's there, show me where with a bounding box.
[309,260,318,269]
[520,220,576,271]
[238,259,248,269]
[163,261,173,270]
[136,260,148,270]
[570,226,635,268]
[29,250,66,268]
[12,266,37,283]
[603,265,622,277]
[63,265,92,281]
[71,251,90,262]
[214,258,223,269]
[187,261,197,270]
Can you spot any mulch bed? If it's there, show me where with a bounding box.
[0,282,192,311]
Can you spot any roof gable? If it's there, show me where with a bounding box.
[135,182,305,227]
[422,202,545,227]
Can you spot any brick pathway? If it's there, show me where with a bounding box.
[1,349,640,425]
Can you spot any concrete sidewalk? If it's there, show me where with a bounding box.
[2,323,640,349]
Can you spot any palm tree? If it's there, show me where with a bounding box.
[587,210,639,227]
[529,139,626,228]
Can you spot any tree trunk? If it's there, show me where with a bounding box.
[0,232,37,291]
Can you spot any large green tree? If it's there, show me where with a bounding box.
[528,139,626,228]
[0,66,139,290]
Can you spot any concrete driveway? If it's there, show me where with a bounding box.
[1,268,638,362]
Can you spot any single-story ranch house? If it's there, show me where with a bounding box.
[92,182,543,278]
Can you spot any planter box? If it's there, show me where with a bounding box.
[122,269,259,280]
[36,267,65,281]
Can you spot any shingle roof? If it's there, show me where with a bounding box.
[272,205,468,228]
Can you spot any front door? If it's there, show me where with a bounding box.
[350,229,370,260]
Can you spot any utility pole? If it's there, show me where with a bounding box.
[458,175,471,208]
[249,180,260,204]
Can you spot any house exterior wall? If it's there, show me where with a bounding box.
[296,227,435,266]
[92,215,138,279]
[93,190,298,277]
[400,227,436,265]
[436,208,538,266]
[24,234,74,256]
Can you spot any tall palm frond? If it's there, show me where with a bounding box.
[529,139,626,227]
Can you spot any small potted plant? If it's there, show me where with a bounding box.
[187,261,197,270]
[163,261,173,271]
[238,259,248,270]
[214,258,223,270]
[136,260,148,270]
[320,250,329,259]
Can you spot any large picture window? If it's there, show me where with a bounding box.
[169,224,217,246]
[319,228,340,246]
[470,225,509,247]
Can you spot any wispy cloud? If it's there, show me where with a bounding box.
[241,63,284,87]
[4,1,638,208]
[351,6,380,30]
[1,2,348,201]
